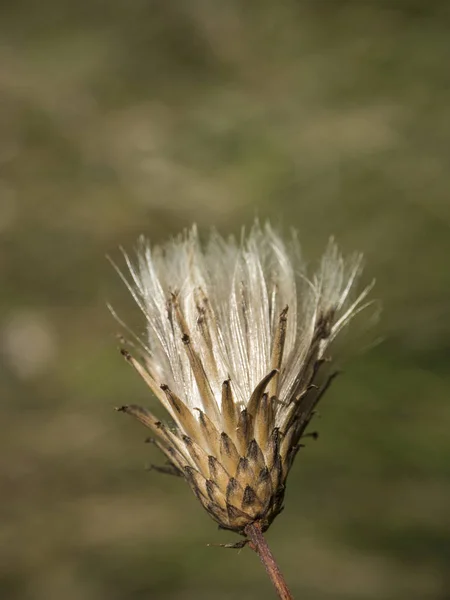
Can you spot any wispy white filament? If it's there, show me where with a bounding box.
[114,222,372,427]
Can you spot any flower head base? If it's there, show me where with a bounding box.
[114,223,372,536]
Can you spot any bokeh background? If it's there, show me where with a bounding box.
[1,1,450,599]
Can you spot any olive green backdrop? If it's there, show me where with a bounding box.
[1,1,450,599]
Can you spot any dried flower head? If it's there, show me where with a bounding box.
[114,223,372,540]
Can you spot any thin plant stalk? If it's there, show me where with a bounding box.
[245,522,294,600]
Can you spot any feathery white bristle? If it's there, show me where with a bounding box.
[118,222,370,424]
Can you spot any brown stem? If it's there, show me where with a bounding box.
[244,522,294,600]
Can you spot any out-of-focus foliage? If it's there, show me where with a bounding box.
[1,1,449,599]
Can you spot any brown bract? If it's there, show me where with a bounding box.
[117,303,336,535]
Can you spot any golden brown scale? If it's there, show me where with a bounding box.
[117,304,336,535]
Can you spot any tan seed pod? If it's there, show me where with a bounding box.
[113,222,374,537]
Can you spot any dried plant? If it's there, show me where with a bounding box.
[112,222,373,599]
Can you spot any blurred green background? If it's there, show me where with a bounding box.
[1,1,450,599]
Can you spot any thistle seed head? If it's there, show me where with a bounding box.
[114,223,373,535]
